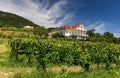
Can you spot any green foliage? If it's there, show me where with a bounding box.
[52,33,65,38]
[13,73,22,78]
[103,32,115,42]
[47,27,56,33]
[87,29,95,38]
[10,38,120,71]
[71,35,77,38]
[34,26,48,37]
[86,29,119,43]
[0,32,3,37]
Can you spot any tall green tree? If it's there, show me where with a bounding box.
[87,29,95,38]
[103,32,115,42]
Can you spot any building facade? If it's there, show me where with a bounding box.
[23,25,34,29]
[51,24,87,39]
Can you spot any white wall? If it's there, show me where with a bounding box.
[64,29,72,36]
[75,25,87,36]
[51,24,87,37]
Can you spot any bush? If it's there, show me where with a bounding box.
[52,33,65,38]
[13,73,22,78]
[0,32,3,37]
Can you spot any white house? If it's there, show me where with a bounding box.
[23,25,34,29]
[51,24,87,39]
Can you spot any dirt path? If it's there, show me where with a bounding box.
[0,66,33,78]
[48,65,83,72]
[0,45,7,53]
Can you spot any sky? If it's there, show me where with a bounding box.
[0,0,120,36]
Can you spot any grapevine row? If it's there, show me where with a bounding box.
[10,38,120,71]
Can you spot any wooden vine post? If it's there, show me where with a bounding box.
[13,37,19,62]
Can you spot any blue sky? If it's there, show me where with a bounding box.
[0,0,120,36]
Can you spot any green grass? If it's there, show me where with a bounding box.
[13,71,56,78]
[12,68,120,78]
[78,68,120,78]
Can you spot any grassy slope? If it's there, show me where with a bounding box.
[0,11,38,28]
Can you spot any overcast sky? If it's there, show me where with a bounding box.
[0,0,120,36]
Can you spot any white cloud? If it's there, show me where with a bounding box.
[113,29,120,37]
[0,0,73,27]
[113,33,120,37]
[88,21,107,34]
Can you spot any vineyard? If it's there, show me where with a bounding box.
[10,38,120,72]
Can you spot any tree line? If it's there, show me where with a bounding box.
[87,29,120,43]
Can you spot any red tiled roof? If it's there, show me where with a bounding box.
[72,24,80,28]
[63,25,72,29]
[62,24,80,29]
[53,24,81,31]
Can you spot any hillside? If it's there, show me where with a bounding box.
[0,11,38,28]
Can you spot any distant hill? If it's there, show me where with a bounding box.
[0,11,38,28]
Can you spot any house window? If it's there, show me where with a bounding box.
[73,30,75,35]
[80,30,82,35]
[74,30,76,35]
[84,31,86,35]
[82,31,83,35]
[78,30,79,35]
[75,29,77,35]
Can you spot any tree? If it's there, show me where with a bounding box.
[34,26,48,37]
[103,32,114,38]
[103,32,115,42]
[94,33,101,38]
[87,29,95,38]
[92,33,103,42]
[47,27,56,33]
